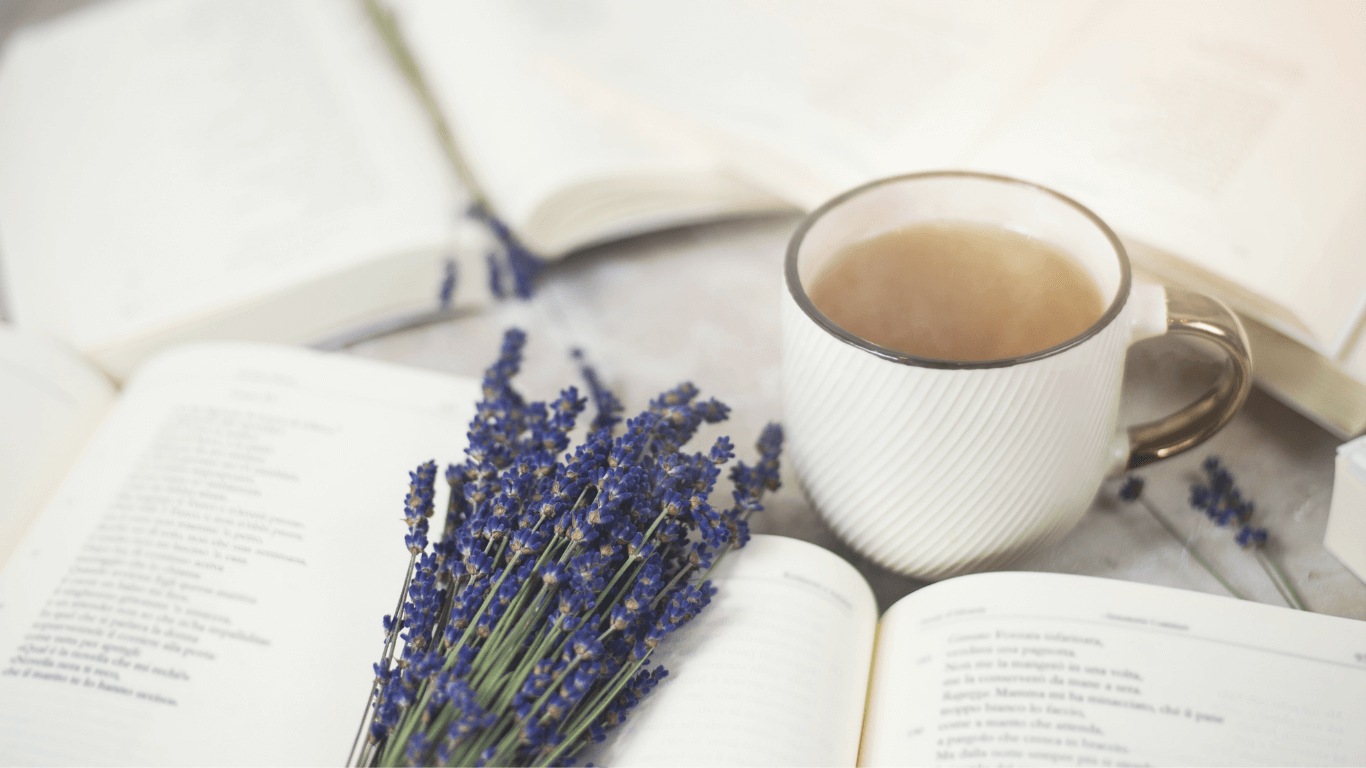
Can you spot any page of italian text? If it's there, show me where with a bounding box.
[0,343,479,765]
[860,571,1366,767]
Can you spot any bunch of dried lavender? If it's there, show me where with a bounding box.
[348,329,783,767]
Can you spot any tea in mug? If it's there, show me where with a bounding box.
[807,221,1107,361]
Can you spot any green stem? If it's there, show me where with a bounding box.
[493,618,568,715]
[1253,551,1296,608]
[381,554,525,765]
[471,569,541,677]
[537,653,652,767]
[447,710,513,768]
[349,551,419,766]
[1139,499,1245,600]
[652,562,696,610]
[484,651,587,767]
[596,558,638,613]
[361,0,487,207]
[470,567,556,695]
[1263,550,1308,611]
[481,713,528,767]
[594,560,646,629]
[1255,549,1305,610]
[636,507,671,551]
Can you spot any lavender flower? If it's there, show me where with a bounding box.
[468,203,540,300]
[1189,456,1263,541]
[571,348,624,432]
[1118,476,1144,502]
[439,259,458,310]
[348,329,784,767]
[1188,457,1304,610]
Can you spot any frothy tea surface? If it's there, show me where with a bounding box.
[807,221,1108,361]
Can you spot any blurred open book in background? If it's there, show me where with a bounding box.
[1,0,1363,434]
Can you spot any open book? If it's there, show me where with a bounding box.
[379,0,1366,436]
[2,329,1364,765]
[0,329,480,763]
[588,535,1366,767]
[0,0,788,383]
[3,1,1363,432]
[0,0,483,381]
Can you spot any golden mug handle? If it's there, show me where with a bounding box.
[1127,286,1254,469]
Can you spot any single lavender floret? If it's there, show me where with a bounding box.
[1118,476,1144,501]
[439,258,458,309]
[486,251,505,300]
[1236,525,1269,548]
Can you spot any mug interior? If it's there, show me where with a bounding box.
[788,171,1131,369]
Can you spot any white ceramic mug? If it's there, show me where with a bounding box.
[781,172,1252,579]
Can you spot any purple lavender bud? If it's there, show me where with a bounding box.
[1190,484,1213,510]
[1119,476,1144,501]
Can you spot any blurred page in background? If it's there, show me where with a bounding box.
[0,326,115,565]
[0,0,470,379]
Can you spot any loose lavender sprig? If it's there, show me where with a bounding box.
[1118,476,1244,600]
[468,203,541,300]
[439,259,459,310]
[571,348,624,433]
[350,329,783,767]
[1188,457,1306,610]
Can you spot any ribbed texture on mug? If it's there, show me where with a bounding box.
[781,291,1130,579]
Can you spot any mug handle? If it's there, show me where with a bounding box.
[1126,285,1254,469]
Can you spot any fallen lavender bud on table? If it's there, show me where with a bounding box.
[1189,457,1304,610]
[1117,456,1306,610]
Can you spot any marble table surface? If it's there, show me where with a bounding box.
[3,0,1363,622]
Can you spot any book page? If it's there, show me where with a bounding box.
[385,0,792,256]
[966,0,1366,352]
[860,571,1366,767]
[0,325,116,568]
[582,535,878,767]
[484,0,1101,210]
[0,344,479,765]
[0,0,472,376]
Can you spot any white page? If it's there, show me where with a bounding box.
[483,0,1100,210]
[966,0,1366,351]
[0,344,479,765]
[0,325,116,568]
[385,0,794,255]
[860,571,1366,767]
[0,0,466,371]
[583,534,878,767]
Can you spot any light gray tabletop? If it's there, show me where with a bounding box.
[3,0,1363,621]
